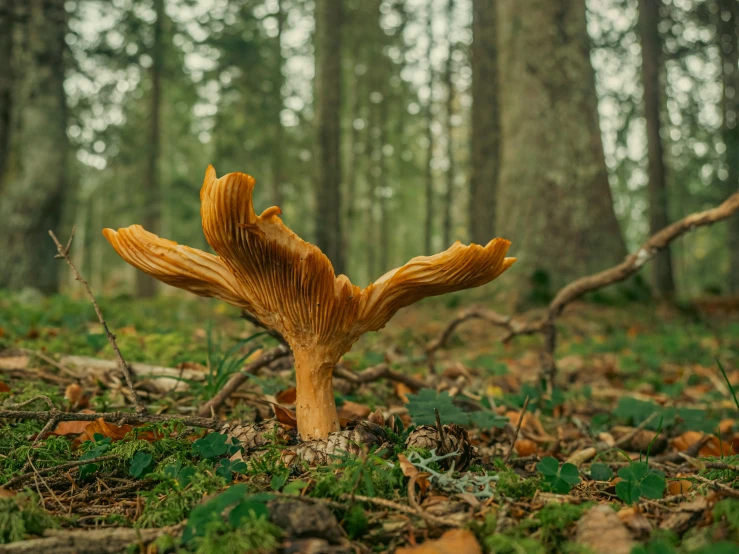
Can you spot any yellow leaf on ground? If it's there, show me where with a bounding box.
[395,529,482,554]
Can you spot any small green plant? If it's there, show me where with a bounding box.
[615,462,665,504]
[589,462,614,481]
[405,388,507,428]
[536,457,580,494]
[0,491,57,544]
[192,433,239,459]
[129,452,153,478]
[78,434,112,480]
[215,458,247,483]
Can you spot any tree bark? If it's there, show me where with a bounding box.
[443,0,456,248]
[0,0,13,193]
[639,0,675,299]
[136,0,164,297]
[496,0,627,291]
[314,0,345,274]
[272,0,285,208]
[0,0,69,293]
[717,0,739,293]
[424,6,435,255]
[469,0,499,245]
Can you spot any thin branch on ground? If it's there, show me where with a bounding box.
[345,493,462,528]
[197,345,291,417]
[333,363,427,391]
[19,348,79,380]
[426,192,739,385]
[2,455,121,490]
[504,395,530,464]
[49,228,147,414]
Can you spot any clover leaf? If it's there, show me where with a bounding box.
[192,432,229,459]
[536,456,581,494]
[589,462,614,482]
[615,462,665,504]
[129,451,153,478]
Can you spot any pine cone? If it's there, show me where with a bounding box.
[283,421,389,465]
[404,424,475,471]
[221,420,295,451]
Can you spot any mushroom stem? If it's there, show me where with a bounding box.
[293,346,341,440]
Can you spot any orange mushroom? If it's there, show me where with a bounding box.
[103,166,515,440]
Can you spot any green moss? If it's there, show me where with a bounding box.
[137,472,226,528]
[192,517,281,554]
[495,467,542,500]
[0,424,73,482]
[0,491,58,544]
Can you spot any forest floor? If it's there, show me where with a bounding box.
[1,290,739,553]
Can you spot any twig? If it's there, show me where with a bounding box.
[333,363,427,391]
[19,349,78,380]
[692,474,739,498]
[344,493,462,528]
[425,193,739,385]
[197,345,290,417]
[2,455,120,489]
[49,229,147,414]
[612,412,660,449]
[504,396,530,464]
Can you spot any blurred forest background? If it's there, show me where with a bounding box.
[0,0,737,303]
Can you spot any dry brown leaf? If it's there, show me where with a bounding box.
[275,387,297,405]
[504,410,554,441]
[64,383,89,409]
[514,438,537,456]
[49,419,92,437]
[72,417,161,448]
[338,400,371,420]
[398,454,418,478]
[273,404,298,428]
[566,447,597,467]
[719,419,735,434]
[576,504,636,554]
[667,479,692,495]
[396,382,413,403]
[0,382,10,393]
[395,529,482,554]
[0,355,29,370]
[368,409,385,427]
[672,431,734,457]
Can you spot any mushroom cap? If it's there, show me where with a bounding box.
[103,166,515,349]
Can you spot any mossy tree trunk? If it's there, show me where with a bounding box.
[469,0,499,245]
[717,0,739,294]
[0,0,69,293]
[495,0,627,292]
[136,0,165,298]
[639,0,675,299]
[314,0,345,274]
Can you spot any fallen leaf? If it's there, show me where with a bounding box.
[338,400,371,420]
[504,410,554,441]
[576,504,635,554]
[396,382,413,403]
[273,404,298,428]
[566,447,597,467]
[398,454,418,478]
[64,383,89,409]
[0,382,10,393]
[395,529,482,554]
[672,431,734,457]
[514,439,537,456]
[48,420,92,437]
[0,355,29,370]
[72,418,161,448]
[368,409,385,427]
[276,387,297,405]
[667,479,692,495]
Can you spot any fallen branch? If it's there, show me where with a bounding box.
[333,363,427,391]
[2,455,119,490]
[197,345,290,417]
[427,193,739,384]
[49,229,146,414]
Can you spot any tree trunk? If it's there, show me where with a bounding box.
[0,0,69,293]
[0,0,13,193]
[717,0,739,294]
[496,0,627,291]
[136,0,164,298]
[424,6,435,255]
[639,0,675,299]
[469,0,499,245]
[443,0,455,248]
[314,0,345,274]
[271,0,285,208]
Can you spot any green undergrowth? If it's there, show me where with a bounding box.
[0,491,58,544]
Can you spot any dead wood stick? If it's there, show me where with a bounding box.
[333,363,427,390]
[197,345,290,417]
[504,396,530,464]
[2,455,119,490]
[49,229,147,414]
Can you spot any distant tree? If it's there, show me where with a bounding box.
[496,0,627,291]
[136,0,165,298]
[271,0,286,208]
[639,0,675,299]
[423,4,436,255]
[314,0,345,273]
[0,0,69,293]
[716,0,739,293]
[469,0,499,245]
[442,0,456,248]
[0,0,12,192]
